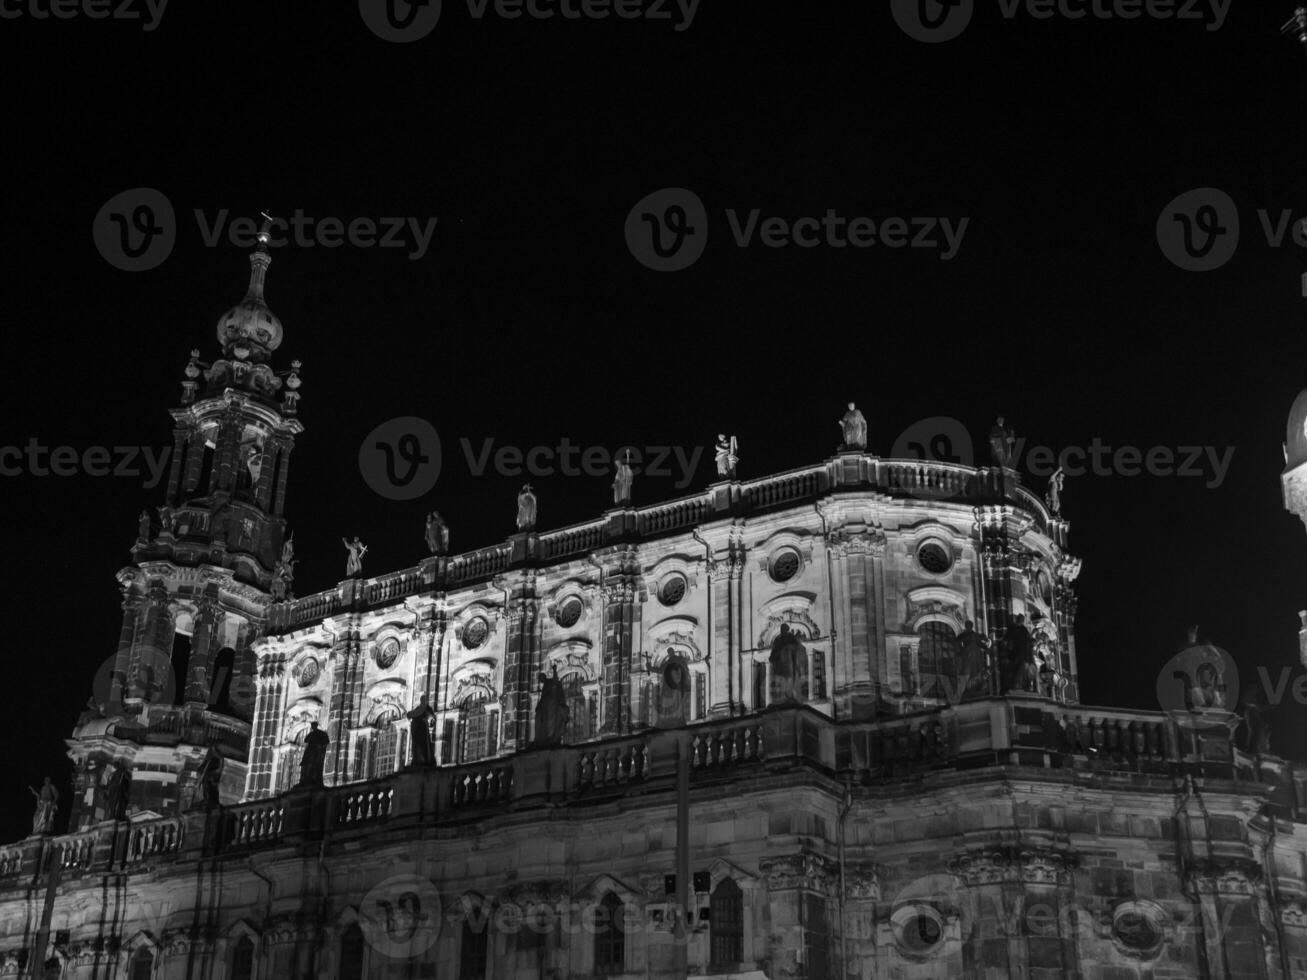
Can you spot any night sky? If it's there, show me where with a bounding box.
[5,1,1307,843]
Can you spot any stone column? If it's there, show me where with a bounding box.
[181,432,206,495]
[185,599,224,705]
[212,406,245,495]
[707,546,745,718]
[254,438,279,511]
[828,529,886,718]
[501,597,540,752]
[245,651,287,799]
[273,442,294,516]
[110,595,146,707]
[327,622,363,787]
[1187,859,1267,980]
[600,581,636,735]
[129,587,176,703]
[164,426,188,504]
[759,851,840,980]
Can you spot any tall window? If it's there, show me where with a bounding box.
[594,893,625,975]
[710,878,744,966]
[456,697,498,763]
[210,647,236,714]
[170,633,192,705]
[803,894,828,980]
[130,949,153,980]
[694,672,706,720]
[278,743,303,792]
[441,719,455,763]
[563,675,591,742]
[374,723,398,776]
[339,924,364,980]
[916,623,957,700]
[460,914,488,979]
[231,936,255,980]
[811,649,827,700]
[753,662,767,709]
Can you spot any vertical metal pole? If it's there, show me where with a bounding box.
[675,734,691,977]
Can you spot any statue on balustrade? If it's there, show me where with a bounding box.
[769,624,807,704]
[533,666,570,747]
[613,451,634,505]
[299,722,330,788]
[105,762,131,821]
[137,509,151,541]
[1237,689,1273,754]
[343,536,368,578]
[1003,615,1037,694]
[839,403,868,450]
[656,656,691,728]
[197,744,224,808]
[28,778,58,836]
[517,484,538,531]
[1045,467,1065,516]
[425,511,450,555]
[988,416,1016,468]
[407,695,437,765]
[714,435,739,479]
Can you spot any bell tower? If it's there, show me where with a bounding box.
[67,221,306,825]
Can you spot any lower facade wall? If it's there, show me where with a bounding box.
[3,777,1307,979]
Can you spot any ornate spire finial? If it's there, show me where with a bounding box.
[257,211,277,248]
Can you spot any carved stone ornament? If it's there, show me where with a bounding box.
[1187,857,1262,896]
[759,851,839,894]
[826,527,886,558]
[847,863,881,900]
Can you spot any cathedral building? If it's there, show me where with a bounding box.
[1,242,1306,979]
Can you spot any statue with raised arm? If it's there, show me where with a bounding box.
[533,667,569,747]
[28,778,58,836]
[1046,467,1065,516]
[298,722,329,788]
[988,416,1016,467]
[343,536,367,577]
[613,451,634,505]
[406,695,437,765]
[840,403,868,450]
[425,512,450,555]
[714,435,739,479]
[516,485,537,531]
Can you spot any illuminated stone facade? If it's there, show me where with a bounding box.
[1,253,1305,980]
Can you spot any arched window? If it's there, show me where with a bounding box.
[209,647,236,714]
[914,623,957,700]
[339,923,364,980]
[563,675,592,742]
[130,948,153,980]
[594,893,625,975]
[460,912,488,979]
[710,878,744,966]
[231,936,255,980]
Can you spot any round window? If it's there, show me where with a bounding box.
[893,905,945,956]
[298,657,320,687]
[1112,903,1163,955]
[770,550,800,583]
[659,575,686,606]
[917,541,952,574]
[556,597,583,628]
[375,637,400,669]
[463,617,489,649]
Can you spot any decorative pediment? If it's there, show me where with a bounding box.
[826,526,886,557]
[905,586,969,632]
[364,691,405,727]
[575,873,642,905]
[759,599,821,647]
[650,629,703,665]
[545,640,596,681]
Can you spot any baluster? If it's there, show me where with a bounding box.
[1090,717,1106,754]
[692,736,703,767]
[1106,720,1122,757]
[1130,721,1146,759]
[1146,723,1162,758]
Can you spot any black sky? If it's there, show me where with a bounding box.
[4,0,1307,843]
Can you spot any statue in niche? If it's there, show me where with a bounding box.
[533,666,570,747]
[768,624,807,704]
[656,656,692,728]
[243,442,263,485]
[137,510,151,540]
[298,722,329,788]
[1003,614,1037,693]
[407,695,437,765]
[954,619,990,699]
[839,403,868,450]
